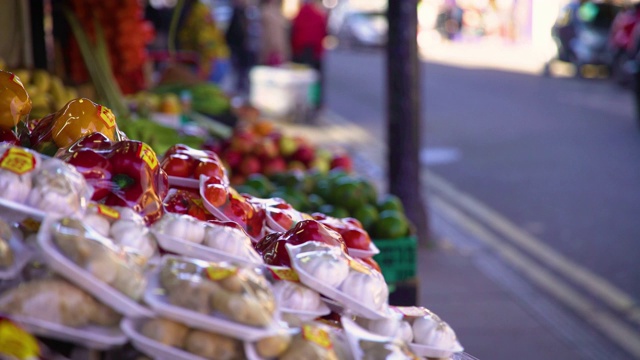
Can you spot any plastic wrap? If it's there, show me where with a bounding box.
[122,317,245,360]
[342,316,420,360]
[200,176,266,242]
[312,213,379,257]
[389,306,465,359]
[0,218,34,280]
[36,216,153,317]
[287,242,389,320]
[161,144,228,188]
[265,265,330,326]
[163,188,219,222]
[144,256,280,341]
[245,322,353,360]
[0,277,126,350]
[83,203,158,263]
[255,220,348,267]
[151,213,263,266]
[0,145,46,222]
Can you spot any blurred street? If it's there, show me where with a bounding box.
[325,43,640,359]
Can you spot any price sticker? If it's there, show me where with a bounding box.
[0,147,36,175]
[205,266,238,281]
[138,143,159,170]
[97,204,120,220]
[302,325,333,349]
[0,318,41,359]
[268,266,300,282]
[96,105,116,128]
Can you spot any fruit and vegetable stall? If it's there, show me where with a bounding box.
[0,66,479,359]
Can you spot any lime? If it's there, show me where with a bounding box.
[359,178,378,205]
[372,210,409,239]
[377,194,405,214]
[329,206,350,219]
[353,204,379,232]
[329,177,367,211]
[244,174,274,197]
[285,188,309,211]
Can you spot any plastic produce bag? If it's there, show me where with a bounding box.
[0,144,41,204]
[287,241,389,320]
[342,316,420,360]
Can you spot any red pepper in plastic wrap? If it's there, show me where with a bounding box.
[254,219,348,267]
[60,133,168,224]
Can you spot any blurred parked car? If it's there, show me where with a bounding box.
[333,11,388,48]
[552,1,622,74]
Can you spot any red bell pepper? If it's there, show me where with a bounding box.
[62,133,168,224]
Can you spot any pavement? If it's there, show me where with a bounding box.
[279,104,635,359]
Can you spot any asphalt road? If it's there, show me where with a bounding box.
[325,48,640,304]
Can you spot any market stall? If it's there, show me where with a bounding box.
[0,1,476,358]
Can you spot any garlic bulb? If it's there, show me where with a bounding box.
[339,271,388,310]
[82,213,111,238]
[0,172,31,203]
[366,316,402,338]
[272,280,322,311]
[204,224,251,256]
[110,219,155,260]
[155,214,205,244]
[412,315,457,349]
[399,321,414,343]
[296,250,349,288]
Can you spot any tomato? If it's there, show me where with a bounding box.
[187,206,208,221]
[193,158,225,179]
[204,183,227,207]
[161,153,196,178]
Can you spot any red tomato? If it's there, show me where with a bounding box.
[193,159,225,179]
[161,154,196,178]
[204,183,227,207]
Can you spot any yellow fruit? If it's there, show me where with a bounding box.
[32,69,51,93]
[49,76,66,103]
[12,69,31,85]
[0,70,32,129]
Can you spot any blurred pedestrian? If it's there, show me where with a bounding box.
[259,0,290,66]
[226,0,256,94]
[291,0,327,110]
[177,0,230,84]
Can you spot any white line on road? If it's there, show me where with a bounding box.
[431,195,640,358]
[424,169,640,324]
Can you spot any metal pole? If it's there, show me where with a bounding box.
[386,0,429,244]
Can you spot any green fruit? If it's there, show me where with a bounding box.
[271,190,301,210]
[279,171,303,189]
[234,185,262,197]
[330,177,366,212]
[327,169,349,186]
[359,179,378,205]
[307,193,325,211]
[353,204,379,232]
[314,178,332,201]
[329,206,350,219]
[377,194,405,214]
[373,210,409,239]
[244,174,274,197]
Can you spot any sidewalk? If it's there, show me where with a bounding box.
[280,112,624,360]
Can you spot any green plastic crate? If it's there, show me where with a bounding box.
[372,236,417,286]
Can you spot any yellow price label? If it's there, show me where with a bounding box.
[138,143,159,170]
[268,266,300,282]
[0,147,36,175]
[205,266,238,281]
[302,325,333,349]
[97,105,116,128]
[97,204,120,220]
[0,318,41,359]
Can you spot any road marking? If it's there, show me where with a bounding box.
[424,169,640,324]
[431,194,640,358]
